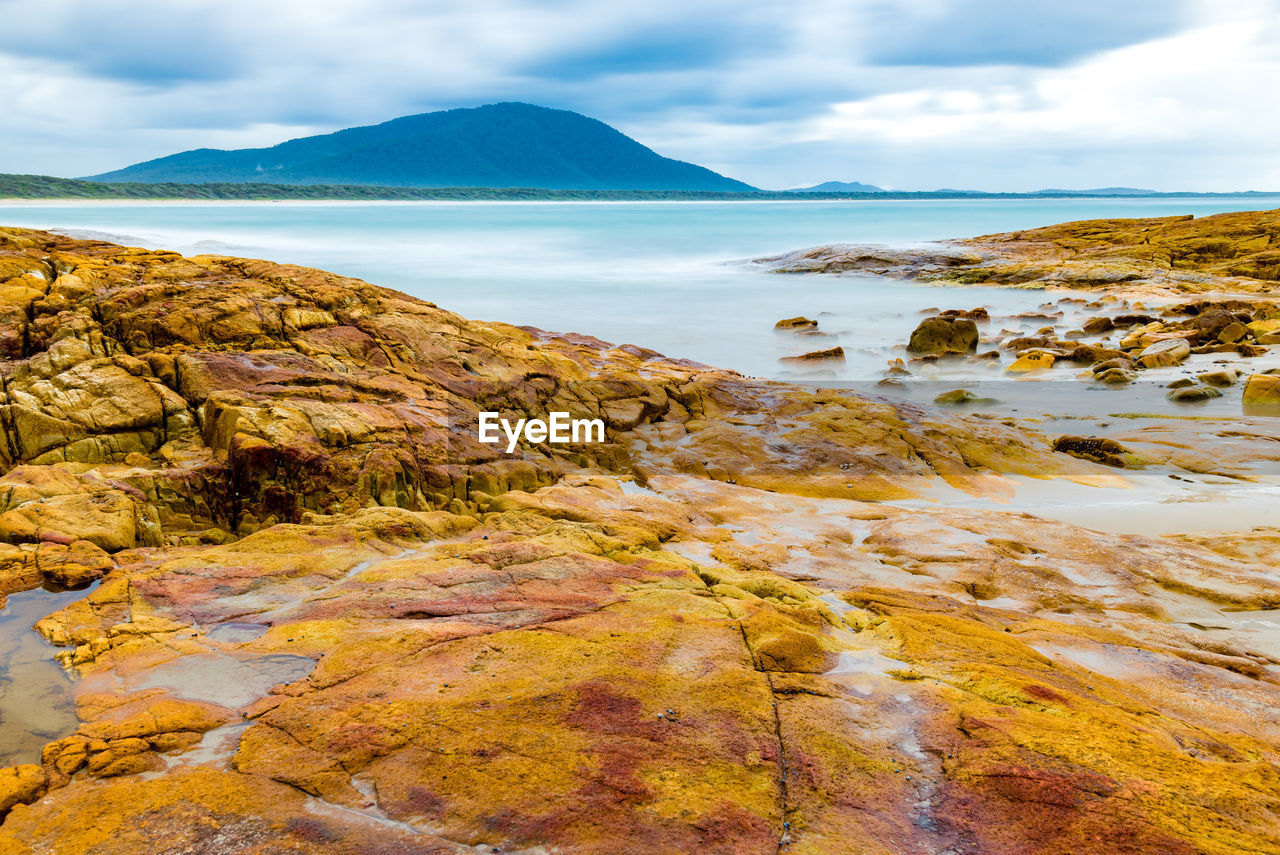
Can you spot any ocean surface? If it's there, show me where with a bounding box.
[2,197,1278,400]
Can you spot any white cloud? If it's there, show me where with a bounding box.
[0,0,1274,189]
[639,3,1280,189]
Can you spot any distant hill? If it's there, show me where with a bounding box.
[1036,187,1158,196]
[86,103,755,192]
[789,180,885,192]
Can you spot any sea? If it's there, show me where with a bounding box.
[2,196,1278,406]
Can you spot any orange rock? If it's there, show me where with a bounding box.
[1243,373,1280,406]
[0,226,1277,854]
[0,764,47,819]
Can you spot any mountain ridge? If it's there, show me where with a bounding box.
[788,180,886,192]
[86,102,755,192]
[1035,186,1158,195]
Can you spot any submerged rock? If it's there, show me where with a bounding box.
[1052,435,1137,468]
[906,316,979,355]
[780,346,845,363]
[1094,368,1137,384]
[934,389,979,405]
[933,389,997,406]
[1197,368,1240,387]
[775,316,818,330]
[1091,357,1134,374]
[884,358,911,376]
[1006,350,1056,372]
[939,307,989,321]
[1167,385,1223,402]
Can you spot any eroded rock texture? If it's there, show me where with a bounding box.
[0,227,1067,561]
[0,228,1277,854]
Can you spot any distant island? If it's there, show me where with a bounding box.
[1036,187,1158,195]
[84,102,753,192]
[789,181,886,192]
[784,183,1163,196]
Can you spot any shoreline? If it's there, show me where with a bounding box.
[0,222,1276,852]
[5,194,1280,207]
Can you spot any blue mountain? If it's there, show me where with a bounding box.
[788,180,885,192]
[1035,187,1158,195]
[87,103,755,192]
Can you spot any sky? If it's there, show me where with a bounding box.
[0,0,1277,191]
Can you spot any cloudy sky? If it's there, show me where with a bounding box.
[1,0,1277,190]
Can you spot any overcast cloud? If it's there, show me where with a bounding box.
[0,0,1276,190]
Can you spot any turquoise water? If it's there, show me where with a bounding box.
[2,197,1277,382]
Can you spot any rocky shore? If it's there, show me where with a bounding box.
[757,209,1280,296]
[0,223,1278,854]
[762,210,1280,396]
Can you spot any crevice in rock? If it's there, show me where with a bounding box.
[689,562,792,852]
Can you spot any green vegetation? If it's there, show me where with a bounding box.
[1,172,1273,202]
[0,173,757,200]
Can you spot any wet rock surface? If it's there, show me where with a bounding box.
[757,209,1280,297]
[779,346,844,363]
[1244,373,1280,406]
[760,212,1280,414]
[907,316,979,355]
[0,227,1277,854]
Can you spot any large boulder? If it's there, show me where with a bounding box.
[906,316,979,355]
[1137,338,1192,368]
[1242,373,1280,406]
[1181,309,1241,339]
[1217,322,1247,343]
[0,765,47,820]
[0,467,160,553]
[1247,319,1280,339]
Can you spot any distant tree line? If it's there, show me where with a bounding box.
[0,173,1267,202]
